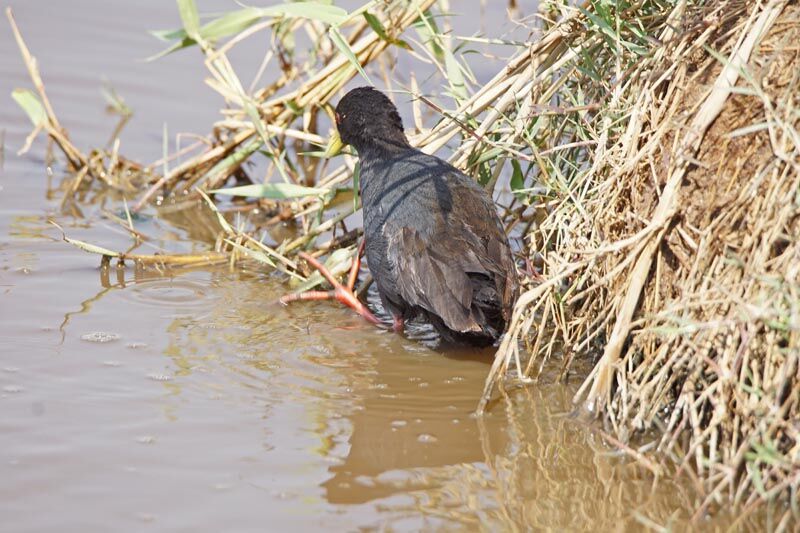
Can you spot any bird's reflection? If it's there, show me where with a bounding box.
[321,343,501,505]
[315,340,755,529]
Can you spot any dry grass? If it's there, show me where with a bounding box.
[8,0,799,524]
[481,0,799,524]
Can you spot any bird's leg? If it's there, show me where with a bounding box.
[392,315,405,333]
[279,242,381,326]
[346,238,367,291]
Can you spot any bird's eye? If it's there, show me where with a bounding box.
[336,112,345,124]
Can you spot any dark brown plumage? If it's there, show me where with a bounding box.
[335,87,518,345]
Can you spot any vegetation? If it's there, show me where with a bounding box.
[8,0,799,526]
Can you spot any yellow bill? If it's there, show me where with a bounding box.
[324,131,344,158]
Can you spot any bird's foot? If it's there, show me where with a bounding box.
[392,315,405,333]
[279,243,380,326]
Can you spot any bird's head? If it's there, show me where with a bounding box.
[326,87,408,156]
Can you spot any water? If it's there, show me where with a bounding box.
[0,1,748,531]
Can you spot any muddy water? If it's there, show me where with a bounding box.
[0,2,742,531]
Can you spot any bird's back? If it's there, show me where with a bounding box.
[359,148,518,344]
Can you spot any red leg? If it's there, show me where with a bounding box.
[346,238,367,291]
[392,315,405,333]
[279,245,381,326]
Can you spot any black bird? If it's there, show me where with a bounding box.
[283,87,518,346]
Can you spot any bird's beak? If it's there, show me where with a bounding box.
[324,131,344,158]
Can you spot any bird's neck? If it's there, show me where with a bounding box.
[353,131,412,160]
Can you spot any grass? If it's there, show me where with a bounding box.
[7,0,799,526]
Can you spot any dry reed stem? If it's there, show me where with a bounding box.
[133,0,437,212]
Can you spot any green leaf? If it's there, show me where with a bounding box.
[211,183,328,199]
[146,38,196,62]
[12,89,48,126]
[443,48,468,101]
[363,11,411,50]
[413,9,444,60]
[478,161,492,186]
[49,221,120,257]
[198,190,234,235]
[747,462,767,498]
[291,247,354,292]
[244,99,270,146]
[150,2,347,59]
[225,239,276,267]
[199,3,346,40]
[413,8,465,102]
[510,159,525,194]
[580,7,615,42]
[260,2,347,25]
[394,38,413,51]
[198,7,263,40]
[176,0,201,43]
[201,137,262,184]
[150,27,188,42]
[64,238,120,257]
[363,12,388,41]
[328,26,371,84]
[475,147,503,164]
[750,440,785,466]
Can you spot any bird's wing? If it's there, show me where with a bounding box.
[374,162,518,332]
[385,219,514,333]
[445,178,519,322]
[386,226,481,333]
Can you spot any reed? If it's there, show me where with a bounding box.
[479,0,799,523]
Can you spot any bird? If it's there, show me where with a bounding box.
[282,87,518,346]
